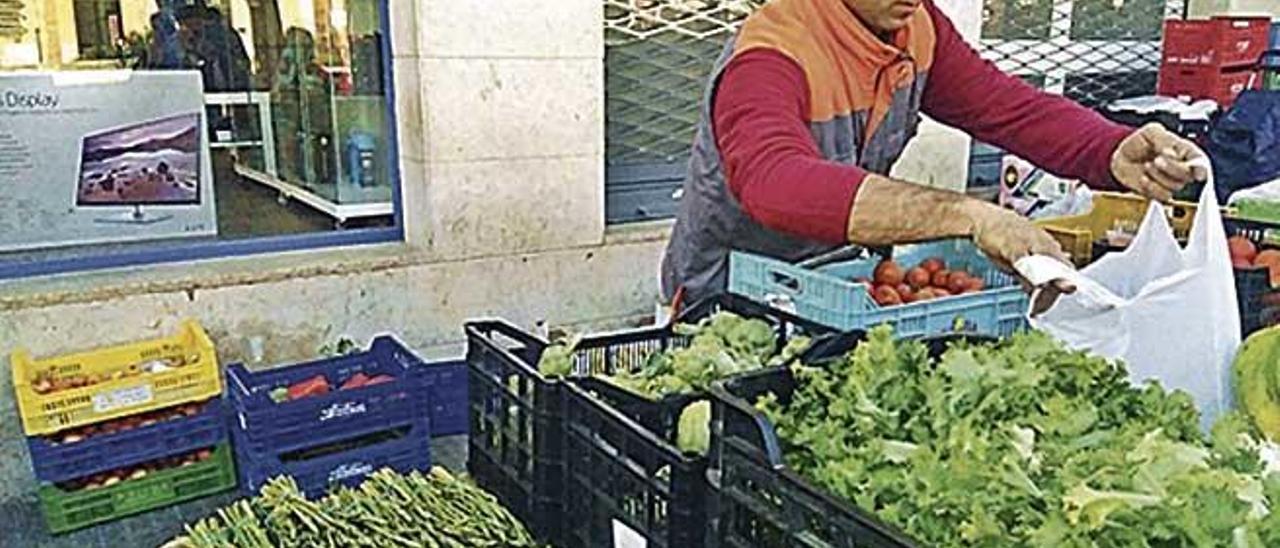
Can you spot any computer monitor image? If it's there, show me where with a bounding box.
[76,112,202,212]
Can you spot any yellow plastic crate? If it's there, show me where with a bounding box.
[11,320,221,436]
[1036,192,1199,266]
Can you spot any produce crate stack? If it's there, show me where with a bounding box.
[226,335,434,499]
[465,294,835,548]
[1158,16,1271,106]
[728,239,1027,337]
[10,320,235,534]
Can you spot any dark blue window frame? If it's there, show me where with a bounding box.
[0,0,405,280]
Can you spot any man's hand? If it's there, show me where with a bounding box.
[1111,123,1209,202]
[964,201,1068,272]
[965,201,1078,304]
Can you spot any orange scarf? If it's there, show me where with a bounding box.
[734,0,936,136]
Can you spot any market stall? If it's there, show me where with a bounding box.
[11,4,1280,548]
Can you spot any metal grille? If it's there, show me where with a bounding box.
[980,0,1184,107]
[604,1,764,168]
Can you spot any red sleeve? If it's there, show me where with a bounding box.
[713,49,867,244]
[921,1,1132,190]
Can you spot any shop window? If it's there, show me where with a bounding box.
[0,0,402,278]
[73,0,124,60]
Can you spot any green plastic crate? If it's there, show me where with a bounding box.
[38,444,236,534]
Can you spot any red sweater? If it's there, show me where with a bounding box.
[714,2,1132,244]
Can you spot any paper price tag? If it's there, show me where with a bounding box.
[612,519,647,548]
[92,384,154,413]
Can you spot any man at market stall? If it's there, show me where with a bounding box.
[660,0,1209,307]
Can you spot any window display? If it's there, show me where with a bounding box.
[0,0,397,271]
[0,71,217,252]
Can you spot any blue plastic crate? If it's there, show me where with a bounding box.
[227,336,430,454]
[729,240,1029,337]
[233,414,431,499]
[421,360,467,437]
[26,398,227,484]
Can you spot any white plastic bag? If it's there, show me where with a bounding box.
[1022,175,1240,430]
[1227,176,1280,205]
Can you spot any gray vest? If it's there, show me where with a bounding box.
[660,36,929,304]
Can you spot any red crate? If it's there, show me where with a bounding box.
[1163,17,1271,69]
[1158,63,1258,106]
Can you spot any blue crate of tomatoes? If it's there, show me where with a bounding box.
[729,240,1027,338]
[26,398,226,484]
[232,412,431,499]
[227,335,431,454]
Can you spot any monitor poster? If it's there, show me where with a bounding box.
[0,71,217,253]
[77,113,202,207]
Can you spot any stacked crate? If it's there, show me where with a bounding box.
[1158,16,1271,107]
[11,320,234,534]
[227,335,434,499]
[465,294,837,547]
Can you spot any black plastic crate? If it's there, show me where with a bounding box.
[562,378,708,548]
[558,296,850,548]
[465,319,566,545]
[1224,218,1280,337]
[464,293,839,546]
[708,333,992,548]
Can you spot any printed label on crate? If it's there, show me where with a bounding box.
[763,293,797,315]
[91,384,154,413]
[329,462,375,483]
[319,401,368,422]
[612,520,647,548]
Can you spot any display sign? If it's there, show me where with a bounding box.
[0,70,217,253]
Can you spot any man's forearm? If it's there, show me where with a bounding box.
[848,174,1069,271]
[844,174,985,245]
